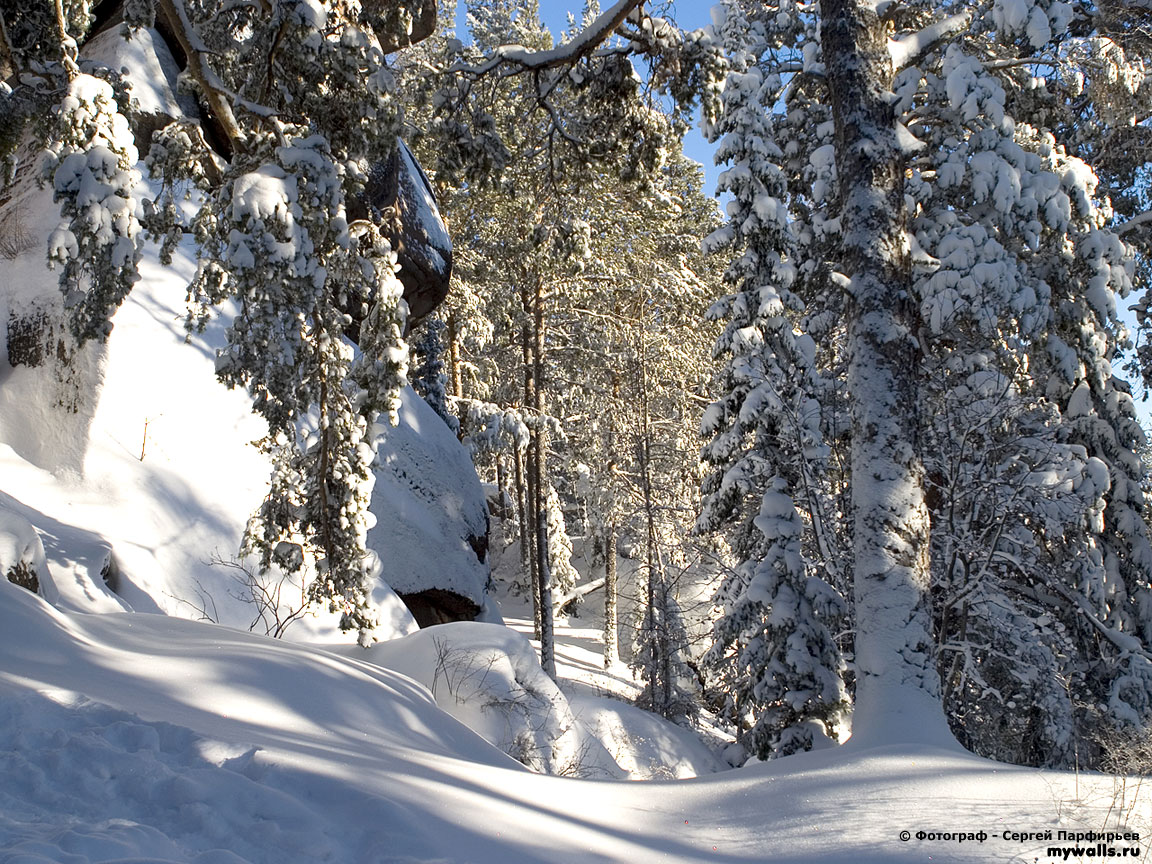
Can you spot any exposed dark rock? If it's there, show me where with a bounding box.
[371,0,438,54]
[6,310,47,368]
[100,552,122,595]
[398,588,482,628]
[467,531,488,566]
[347,140,453,337]
[5,560,39,594]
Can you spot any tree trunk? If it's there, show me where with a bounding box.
[521,285,542,640]
[513,443,532,596]
[603,524,619,667]
[0,10,16,82]
[819,0,951,747]
[532,275,556,679]
[604,369,621,668]
[636,336,669,716]
[446,311,462,399]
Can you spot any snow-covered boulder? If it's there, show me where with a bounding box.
[365,621,625,778]
[568,693,725,780]
[0,149,107,475]
[0,506,56,603]
[369,387,496,627]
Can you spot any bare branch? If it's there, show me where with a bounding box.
[1115,210,1152,237]
[0,9,15,81]
[556,577,605,609]
[451,0,643,77]
[53,0,79,77]
[156,0,246,153]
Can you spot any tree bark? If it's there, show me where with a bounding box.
[604,369,621,668]
[155,0,244,157]
[819,0,952,746]
[0,10,16,81]
[513,443,532,596]
[520,286,542,641]
[446,311,462,399]
[532,275,556,679]
[603,524,619,667]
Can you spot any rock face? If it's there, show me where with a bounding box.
[368,387,496,627]
[346,139,453,336]
[381,140,453,326]
[371,0,438,53]
[400,588,482,628]
[0,139,107,474]
[80,26,193,159]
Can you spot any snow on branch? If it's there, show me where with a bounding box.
[555,577,605,610]
[1115,210,1152,237]
[156,0,282,154]
[451,0,643,76]
[888,11,970,71]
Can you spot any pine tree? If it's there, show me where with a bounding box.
[699,0,851,756]
[411,317,460,434]
[397,0,721,681]
[8,0,689,643]
[700,0,1152,761]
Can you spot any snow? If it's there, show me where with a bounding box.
[81,27,185,120]
[0,504,52,600]
[1,567,1147,864]
[397,139,451,261]
[231,165,297,224]
[368,388,493,608]
[363,621,626,778]
[1,164,487,636]
[887,12,971,71]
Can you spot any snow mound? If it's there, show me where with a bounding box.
[0,577,516,864]
[567,692,724,780]
[365,621,626,778]
[1,575,1147,864]
[0,504,53,601]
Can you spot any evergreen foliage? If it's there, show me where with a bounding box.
[699,0,1152,765]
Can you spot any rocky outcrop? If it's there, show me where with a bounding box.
[398,588,483,628]
[345,139,453,336]
[0,508,53,601]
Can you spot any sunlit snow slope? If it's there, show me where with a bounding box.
[5,576,1147,864]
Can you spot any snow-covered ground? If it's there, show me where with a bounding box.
[3,572,1148,864]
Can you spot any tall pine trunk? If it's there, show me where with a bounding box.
[513,443,532,602]
[603,523,619,667]
[531,276,555,678]
[446,311,462,399]
[820,0,952,746]
[521,285,542,640]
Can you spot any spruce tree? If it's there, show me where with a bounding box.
[700,0,1152,761]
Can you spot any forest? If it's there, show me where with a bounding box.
[2,0,1152,861]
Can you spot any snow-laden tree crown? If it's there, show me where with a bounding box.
[700,0,1152,765]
